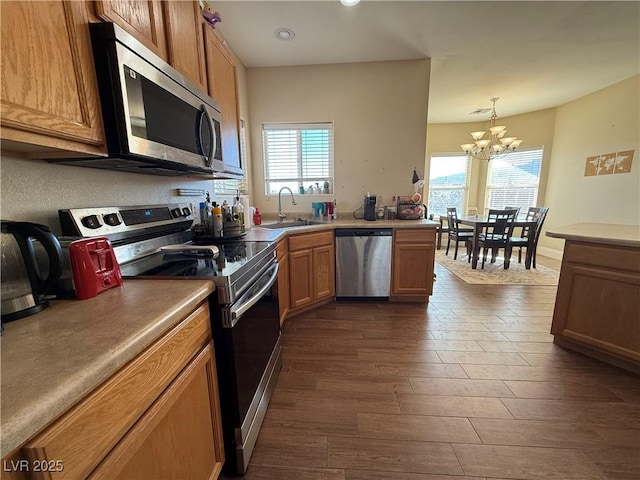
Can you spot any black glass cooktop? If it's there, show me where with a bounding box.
[120,240,273,280]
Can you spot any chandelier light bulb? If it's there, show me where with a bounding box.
[340,0,361,5]
[461,97,524,161]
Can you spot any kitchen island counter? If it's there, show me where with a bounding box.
[546,222,640,247]
[0,279,215,457]
[546,223,640,374]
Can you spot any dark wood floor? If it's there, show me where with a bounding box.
[236,256,640,480]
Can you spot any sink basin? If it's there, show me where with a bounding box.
[259,219,326,229]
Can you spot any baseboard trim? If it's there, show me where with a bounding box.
[537,246,563,261]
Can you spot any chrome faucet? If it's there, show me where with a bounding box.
[278,187,297,222]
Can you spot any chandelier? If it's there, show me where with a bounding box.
[461,97,523,161]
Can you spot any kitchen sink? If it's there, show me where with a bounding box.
[259,219,326,229]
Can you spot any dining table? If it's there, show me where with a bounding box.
[457,214,538,269]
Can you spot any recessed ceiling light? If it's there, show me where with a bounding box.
[274,28,295,41]
[340,0,360,6]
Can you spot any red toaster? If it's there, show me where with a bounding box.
[69,237,123,300]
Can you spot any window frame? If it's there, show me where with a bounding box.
[262,122,334,195]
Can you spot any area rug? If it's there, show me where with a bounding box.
[435,249,560,285]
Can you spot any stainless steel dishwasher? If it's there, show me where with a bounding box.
[335,228,393,299]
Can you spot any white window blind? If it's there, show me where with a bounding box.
[486,147,543,212]
[263,122,334,195]
[428,154,470,216]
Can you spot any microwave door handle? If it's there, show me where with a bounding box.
[198,105,214,167]
[225,262,279,328]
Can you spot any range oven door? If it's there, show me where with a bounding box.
[211,261,281,475]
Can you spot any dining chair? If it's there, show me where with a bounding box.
[476,208,518,269]
[504,206,521,217]
[445,207,474,260]
[508,207,549,268]
[437,215,448,250]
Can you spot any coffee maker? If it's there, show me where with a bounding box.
[364,193,377,221]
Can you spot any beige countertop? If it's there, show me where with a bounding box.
[0,279,215,457]
[546,223,640,248]
[245,217,439,242]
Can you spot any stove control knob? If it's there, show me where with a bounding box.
[103,213,121,226]
[182,207,191,217]
[171,207,183,218]
[81,214,103,229]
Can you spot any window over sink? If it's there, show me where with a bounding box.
[262,122,334,195]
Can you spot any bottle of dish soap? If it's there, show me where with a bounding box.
[253,207,262,226]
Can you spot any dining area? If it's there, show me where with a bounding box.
[438,206,549,270]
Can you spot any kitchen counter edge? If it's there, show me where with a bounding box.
[546,223,640,248]
[0,279,215,457]
[247,218,439,242]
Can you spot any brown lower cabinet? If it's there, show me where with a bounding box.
[277,227,436,322]
[551,240,640,374]
[391,228,436,300]
[287,231,335,315]
[3,302,224,480]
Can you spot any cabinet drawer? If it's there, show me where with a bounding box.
[394,228,435,244]
[564,241,640,273]
[22,303,212,480]
[288,230,333,251]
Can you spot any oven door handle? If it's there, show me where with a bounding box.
[225,262,279,328]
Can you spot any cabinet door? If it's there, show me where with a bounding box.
[22,303,212,480]
[204,25,242,172]
[89,344,224,480]
[94,0,167,60]
[313,244,335,301]
[392,243,434,296]
[1,1,105,154]
[163,1,208,92]
[289,249,314,309]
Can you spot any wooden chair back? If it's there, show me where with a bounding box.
[446,207,463,235]
[481,209,518,242]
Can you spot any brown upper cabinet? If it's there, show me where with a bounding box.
[204,24,242,174]
[96,0,208,92]
[163,1,208,92]
[94,0,168,60]
[0,1,106,157]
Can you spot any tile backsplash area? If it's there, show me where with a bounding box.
[1,156,214,234]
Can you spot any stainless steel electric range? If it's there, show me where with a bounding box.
[59,203,281,476]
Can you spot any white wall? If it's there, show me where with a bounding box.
[542,74,640,253]
[246,59,431,217]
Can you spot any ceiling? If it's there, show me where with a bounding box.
[213,1,640,124]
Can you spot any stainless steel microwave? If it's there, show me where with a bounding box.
[57,22,241,179]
